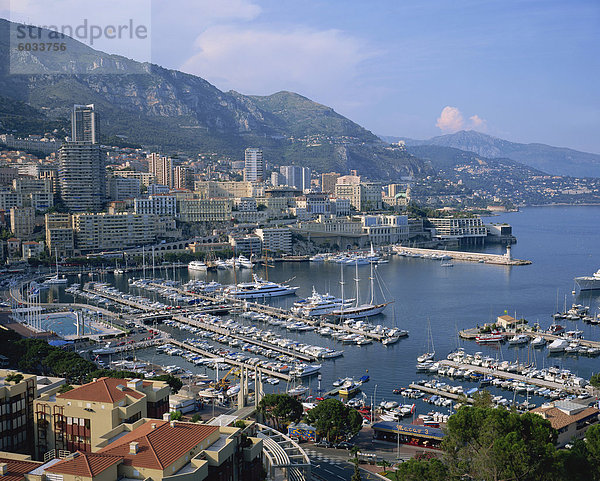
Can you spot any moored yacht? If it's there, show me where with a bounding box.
[188,260,208,272]
[225,274,299,299]
[292,287,354,317]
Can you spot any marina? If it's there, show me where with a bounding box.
[6,206,600,421]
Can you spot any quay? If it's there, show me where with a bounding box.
[169,339,292,382]
[438,360,586,395]
[393,245,531,266]
[460,328,600,349]
[171,314,316,362]
[408,383,473,403]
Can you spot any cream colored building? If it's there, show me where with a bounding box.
[194,181,263,199]
[334,182,382,211]
[34,377,170,458]
[10,207,35,239]
[72,213,157,252]
[45,214,75,257]
[532,400,599,447]
[177,198,232,223]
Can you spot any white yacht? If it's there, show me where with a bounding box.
[44,251,68,284]
[226,275,299,299]
[575,268,600,291]
[188,260,208,272]
[508,334,529,345]
[292,288,354,317]
[530,336,546,347]
[226,255,253,269]
[548,339,569,353]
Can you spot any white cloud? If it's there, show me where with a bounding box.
[180,25,377,99]
[436,106,487,133]
[436,106,464,133]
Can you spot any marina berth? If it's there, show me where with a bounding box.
[188,260,208,271]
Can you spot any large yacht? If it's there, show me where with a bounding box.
[575,268,600,291]
[188,260,208,272]
[225,275,299,299]
[292,288,354,317]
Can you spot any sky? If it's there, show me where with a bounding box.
[3,0,600,153]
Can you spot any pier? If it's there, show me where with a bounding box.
[438,360,586,395]
[459,327,600,349]
[408,383,473,403]
[171,314,316,362]
[394,246,531,265]
[170,339,292,382]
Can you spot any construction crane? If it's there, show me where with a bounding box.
[211,366,240,391]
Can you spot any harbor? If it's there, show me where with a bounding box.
[3,206,600,422]
[393,245,532,265]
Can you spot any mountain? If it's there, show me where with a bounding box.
[0,19,427,180]
[383,130,600,178]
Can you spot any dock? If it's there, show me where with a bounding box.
[459,327,600,349]
[394,246,531,266]
[408,383,473,403]
[438,360,586,395]
[171,314,316,362]
[169,339,292,382]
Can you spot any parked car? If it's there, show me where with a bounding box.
[314,440,333,448]
[334,441,354,450]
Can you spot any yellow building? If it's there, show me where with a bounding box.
[177,198,232,223]
[34,377,170,458]
[45,214,75,257]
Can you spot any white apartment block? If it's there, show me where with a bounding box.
[360,214,409,245]
[108,176,141,201]
[45,213,75,257]
[113,170,157,186]
[255,228,293,254]
[244,148,264,181]
[135,195,177,216]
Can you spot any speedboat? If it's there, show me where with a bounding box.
[476,333,504,344]
[530,336,546,348]
[508,334,529,345]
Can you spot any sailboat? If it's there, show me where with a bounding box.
[44,250,68,284]
[417,320,435,362]
[329,261,391,319]
[382,305,408,345]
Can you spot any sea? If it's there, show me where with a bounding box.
[41,205,600,414]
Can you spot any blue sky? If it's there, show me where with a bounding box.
[5,0,599,152]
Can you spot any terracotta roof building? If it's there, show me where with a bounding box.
[34,378,170,458]
[0,454,42,481]
[532,400,600,447]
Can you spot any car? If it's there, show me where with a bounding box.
[334,441,354,450]
[314,440,333,448]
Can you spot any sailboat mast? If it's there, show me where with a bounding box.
[339,264,345,317]
[355,261,360,308]
[369,262,374,305]
[142,246,146,279]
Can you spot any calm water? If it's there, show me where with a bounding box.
[45,206,600,412]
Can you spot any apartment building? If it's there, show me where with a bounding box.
[0,370,37,455]
[334,182,382,211]
[10,207,35,239]
[12,419,262,481]
[134,195,177,216]
[360,214,409,245]
[72,213,157,252]
[320,172,340,193]
[244,148,264,181]
[112,170,156,187]
[194,181,261,199]
[107,176,140,201]
[34,377,169,458]
[255,228,292,254]
[22,241,44,260]
[229,235,262,256]
[147,153,172,188]
[58,142,106,212]
[0,178,53,213]
[45,214,75,257]
[177,198,232,223]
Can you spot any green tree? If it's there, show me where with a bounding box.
[472,389,494,408]
[442,406,558,481]
[170,410,183,421]
[304,398,362,442]
[152,374,183,394]
[258,394,303,431]
[590,373,600,389]
[586,424,600,477]
[351,462,362,481]
[5,373,23,383]
[393,458,448,481]
[191,413,201,423]
[58,384,74,393]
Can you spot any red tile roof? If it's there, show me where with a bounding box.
[98,420,219,470]
[57,377,146,403]
[0,458,42,481]
[45,452,122,477]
